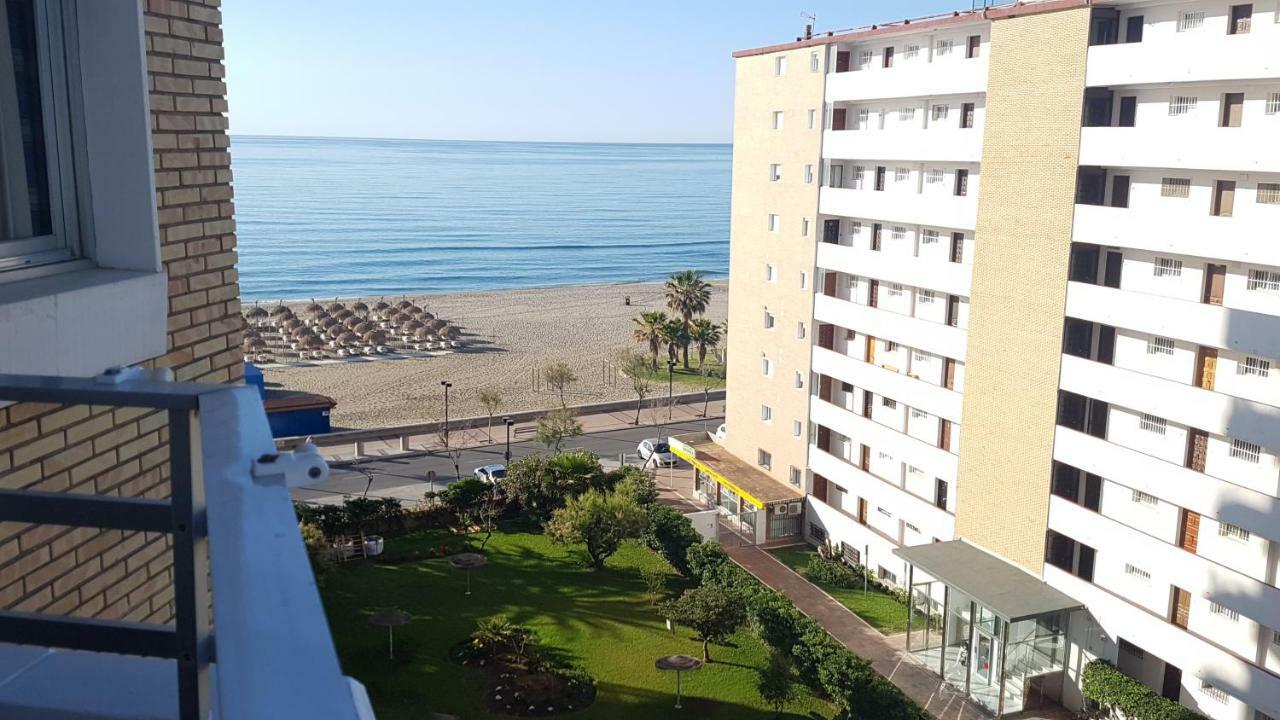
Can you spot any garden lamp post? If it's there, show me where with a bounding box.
[667,360,676,422]
[503,416,514,462]
[441,380,452,447]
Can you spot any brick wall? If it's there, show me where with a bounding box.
[953,7,1092,573]
[0,0,240,621]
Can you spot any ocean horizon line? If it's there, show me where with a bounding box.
[231,132,733,148]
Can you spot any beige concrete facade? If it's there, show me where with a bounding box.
[0,0,240,622]
[954,7,1092,573]
[723,48,825,490]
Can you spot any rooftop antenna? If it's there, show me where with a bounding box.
[801,12,816,40]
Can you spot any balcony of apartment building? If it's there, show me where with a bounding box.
[819,162,979,230]
[822,98,983,164]
[825,30,989,103]
[1077,86,1280,173]
[0,375,371,720]
[1074,168,1280,268]
[667,433,805,546]
[814,269,969,361]
[896,540,1082,716]
[1085,4,1280,87]
[1063,243,1280,365]
[817,217,972,297]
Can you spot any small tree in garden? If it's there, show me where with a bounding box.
[659,583,746,663]
[640,567,667,605]
[545,489,647,570]
[620,352,653,425]
[478,389,502,441]
[535,408,582,451]
[440,477,503,549]
[611,465,658,506]
[542,362,577,408]
[641,504,701,577]
[757,651,799,718]
[694,363,719,417]
[500,454,561,522]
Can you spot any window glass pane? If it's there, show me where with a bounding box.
[2,0,54,242]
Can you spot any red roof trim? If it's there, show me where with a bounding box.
[731,0,1092,59]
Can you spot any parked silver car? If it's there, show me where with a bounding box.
[637,438,676,467]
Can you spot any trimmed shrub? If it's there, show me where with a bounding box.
[686,541,731,581]
[1082,660,1207,720]
[805,554,863,588]
[641,504,701,577]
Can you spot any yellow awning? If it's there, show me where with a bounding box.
[670,443,765,510]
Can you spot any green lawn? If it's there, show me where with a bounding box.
[320,528,831,719]
[768,546,910,634]
[637,356,727,390]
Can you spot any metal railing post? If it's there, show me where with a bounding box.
[169,408,212,720]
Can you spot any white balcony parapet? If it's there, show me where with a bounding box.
[809,446,955,534]
[822,129,983,164]
[820,186,978,231]
[1085,36,1280,88]
[816,241,971,297]
[1072,204,1280,269]
[814,292,967,361]
[1054,426,1280,543]
[1058,354,1280,454]
[1079,127,1280,173]
[810,396,957,484]
[1064,281,1280,361]
[812,346,963,422]
[826,61,987,103]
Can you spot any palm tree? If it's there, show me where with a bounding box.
[660,319,689,368]
[690,318,722,368]
[632,311,668,372]
[664,270,712,369]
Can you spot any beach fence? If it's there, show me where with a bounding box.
[529,362,620,394]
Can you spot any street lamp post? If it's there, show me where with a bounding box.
[667,360,676,422]
[503,417,514,462]
[441,380,452,447]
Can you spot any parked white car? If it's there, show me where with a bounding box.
[638,438,676,467]
[715,423,726,441]
[473,464,507,483]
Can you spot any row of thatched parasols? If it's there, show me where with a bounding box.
[241,298,463,361]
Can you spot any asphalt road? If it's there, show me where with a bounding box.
[291,415,722,505]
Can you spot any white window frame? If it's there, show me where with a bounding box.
[1219,521,1251,542]
[1146,336,1175,356]
[1161,177,1191,198]
[1131,489,1159,505]
[936,39,953,56]
[1139,414,1167,434]
[931,104,949,122]
[769,163,782,182]
[804,164,814,184]
[1257,182,1280,205]
[774,56,786,76]
[902,43,919,60]
[763,309,775,330]
[1230,438,1262,463]
[795,321,806,340]
[1267,93,1280,115]
[767,213,779,232]
[1153,257,1183,278]
[772,110,784,129]
[808,108,817,129]
[1209,602,1240,622]
[809,51,819,72]
[792,420,802,438]
[801,217,810,236]
[1177,10,1206,32]
[1238,356,1270,377]
[794,370,803,388]
[760,404,773,423]
[758,448,772,469]
[1247,269,1280,292]
[1168,95,1198,116]
[761,356,773,377]
[921,229,940,243]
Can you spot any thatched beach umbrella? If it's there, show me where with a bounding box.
[339,316,358,330]
[442,326,462,340]
[396,300,413,310]
[414,327,434,340]
[327,302,345,313]
[303,336,325,350]
[292,326,313,339]
[282,318,302,331]
[242,337,266,352]
[363,330,389,345]
[419,311,435,321]
[352,321,375,335]
[334,309,354,321]
[426,319,447,332]
[391,312,411,325]
[326,325,345,339]
[404,319,424,332]
[270,305,290,316]
[352,301,369,313]
[305,302,324,314]
[338,331,360,346]
[373,300,390,312]
[246,306,268,320]
[320,317,339,330]
[243,327,261,339]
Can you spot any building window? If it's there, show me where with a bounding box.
[809,51,819,72]
[894,167,910,183]
[761,404,773,422]
[762,357,773,376]
[921,229,940,244]
[808,522,826,542]
[789,464,802,485]
[1147,337,1175,355]
[1266,93,1280,115]
[804,164,814,184]
[792,420,802,438]
[1209,602,1240,622]
[884,340,900,352]
[857,50,873,68]
[1200,681,1228,704]
[768,214,779,232]
[1230,439,1262,463]
[772,110,784,129]
[770,163,782,182]
[1247,269,1280,292]
[850,165,865,189]
[855,108,870,129]
[882,397,897,409]
[758,449,773,469]
[925,169,944,185]
[763,310,775,329]
[1239,356,1271,377]
[1139,414,1167,434]
[1219,522,1251,542]
[891,226,906,241]
[765,264,776,282]
[903,44,920,59]
[1119,639,1145,658]
[887,284,904,297]
[1257,183,1280,204]
[1153,257,1183,277]
[931,104,949,121]
[1131,489,1159,505]
[919,290,935,304]
[1161,177,1191,198]
[1124,564,1152,582]
[878,566,897,584]
[0,1,82,274]
[794,370,804,388]
[877,505,892,517]
[799,271,807,289]
[1177,11,1206,32]
[936,39,953,56]
[775,56,787,75]
[1168,95,1198,116]
[898,107,916,122]
[796,322,806,340]
[802,217,810,236]
[808,108,817,129]
[954,169,969,196]
[910,408,927,420]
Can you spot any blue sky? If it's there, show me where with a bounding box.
[222,0,965,143]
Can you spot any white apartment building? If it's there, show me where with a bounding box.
[727,1,1280,718]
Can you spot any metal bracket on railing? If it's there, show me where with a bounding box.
[94,365,175,385]
[251,444,330,487]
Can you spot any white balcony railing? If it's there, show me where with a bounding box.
[826,60,988,103]
[822,128,983,164]
[819,186,978,231]
[1072,204,1280,269]
[815,240,971,297]
[1079,126,1280,173]
[1085,35,1280,88]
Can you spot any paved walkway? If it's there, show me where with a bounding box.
[726,544,994,720]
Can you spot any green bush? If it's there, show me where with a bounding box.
[1082,660,1207,720]
[293,497,404,537]
[686,541,730,581]
[641,504,701,577]
[805,555,863,588]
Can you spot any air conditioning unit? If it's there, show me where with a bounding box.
[775,504,790,516]
[788,502,802,515]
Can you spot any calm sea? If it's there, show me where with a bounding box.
[231,136,731,301]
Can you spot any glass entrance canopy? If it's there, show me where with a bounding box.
[895,541,1083,715]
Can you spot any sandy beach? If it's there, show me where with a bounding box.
[260,280,728,429]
